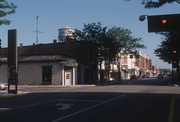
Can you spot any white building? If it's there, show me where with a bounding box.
[107,51,153,80]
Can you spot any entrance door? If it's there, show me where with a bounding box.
[42,66,52,84]
[64,72,72,85]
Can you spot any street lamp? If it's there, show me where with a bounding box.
[139,15,148,21]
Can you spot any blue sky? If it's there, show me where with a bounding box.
[1,0,180,69]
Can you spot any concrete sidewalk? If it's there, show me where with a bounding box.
[0,84,97,98]
[17,84,96,88]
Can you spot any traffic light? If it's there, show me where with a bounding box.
[172,50,179,68]
[172,59,179,68]
[172,50,177,54]
[161,19,167,24]
[148,14,180,32]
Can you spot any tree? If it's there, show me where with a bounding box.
[0,0,16,25]
[106,27,145,52]
[106,26,145,80]
[125,0,178,8]
[75,24,146,83]
[74,22,107,83]
[154,32,180,63]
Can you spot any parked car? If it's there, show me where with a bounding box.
[142,75,149,78]
[157,74,163,79]
[130,75,138,80]
[0,82,8,90]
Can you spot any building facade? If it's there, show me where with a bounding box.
[0,42,78,86]
[106,51,155,80]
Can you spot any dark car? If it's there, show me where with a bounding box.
[142,75,149,78]
[157,74,163,79]
[130,75,138,80]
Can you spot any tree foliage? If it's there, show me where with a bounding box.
[74,22,107,64]
[0,0,16,25]
[154,32,180,63]
[74,23,146,65]
[74,22,146,82]
[106,27,145,52]
[125,0,178,8]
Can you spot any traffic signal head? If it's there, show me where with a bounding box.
[148,14,180,32]
[172,50,177,54]
[172,60,177,64]
[161,19,167,24]
[172,59,179,68]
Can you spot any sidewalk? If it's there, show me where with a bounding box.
[0,84,97,98]
[17,84,97,88]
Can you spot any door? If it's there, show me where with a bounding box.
[42,66,52,84]
[64,72,72,85]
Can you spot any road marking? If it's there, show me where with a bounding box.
[168,96,176,122]
[55,103,73,111]
[0,108,10,111]
[0,99,57,112]
[52,94,125,122]
[59,99,104,103]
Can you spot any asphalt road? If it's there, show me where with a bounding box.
[0,77,180,122]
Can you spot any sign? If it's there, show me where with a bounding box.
[148,14,180,32]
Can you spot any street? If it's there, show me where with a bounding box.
[0,77,180,122]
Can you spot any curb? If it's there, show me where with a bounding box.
[0,91,28,99]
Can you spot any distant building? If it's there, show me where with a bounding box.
[115,51,135,80]
[135,51,153,77]
[106,51,155,80]
[58,26,75,42]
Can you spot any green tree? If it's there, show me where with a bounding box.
[154,32,180,81]
[125,0,178,8]
[0,0,16,25]
[106,26,145,80]
[75,24,145,82]
[154,32,180,63]
[74,22,107,83]
[106,27,145,52]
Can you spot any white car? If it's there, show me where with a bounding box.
[0,82,8,90]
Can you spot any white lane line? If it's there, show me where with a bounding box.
[52,94,125,122]
[0,108,10,111]
[3,99,57,111]
[59,99,104,103]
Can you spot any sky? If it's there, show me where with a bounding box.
[1,0,180,69]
